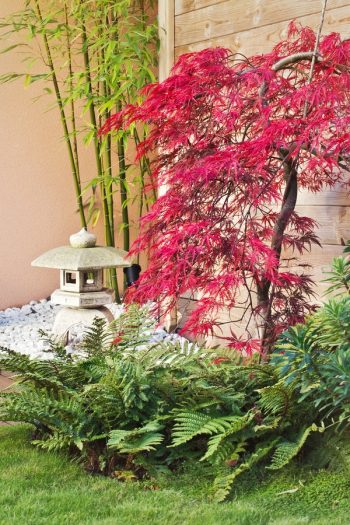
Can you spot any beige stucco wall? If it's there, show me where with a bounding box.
[0,0,83,308]
[0,0,144,309]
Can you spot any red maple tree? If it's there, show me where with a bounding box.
[102,23,350,355]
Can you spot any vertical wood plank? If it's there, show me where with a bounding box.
[159,0,175,81]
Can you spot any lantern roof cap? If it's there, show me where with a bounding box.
[31,229,131,270]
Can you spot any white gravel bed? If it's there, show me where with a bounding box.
[0,299,193,359]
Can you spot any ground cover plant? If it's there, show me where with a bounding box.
[0,305,340,502]
[102,23,350,353]
[2,425,350,525]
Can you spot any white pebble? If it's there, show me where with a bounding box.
[21,305,33,315]
[0,299,190,360]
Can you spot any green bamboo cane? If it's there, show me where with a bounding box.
[33,0,87,229]
[80,19,120,303]
[99,13,114,238]
[116,122,130,253]
[64,3,81,192]
[111,12,130,254]
[81,22,112,243]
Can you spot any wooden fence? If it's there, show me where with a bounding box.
[159,0,350,343]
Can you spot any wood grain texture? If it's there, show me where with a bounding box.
[175,5,350,57]
[175,0,227,16]
[161,0,350,345]
[175,0,349,46]
[178,296,250,344]
[282,243,345,298]
[297,184,350,206]
[295,205,350,245]
[159,0,175,81]
[178,243,344,346]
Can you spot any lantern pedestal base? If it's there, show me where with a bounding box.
[52,306,114,343]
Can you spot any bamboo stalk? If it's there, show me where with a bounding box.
[133,128,157,202]
[116,123,130,252]
[80,17,120,302]
[33,0,87,228]
[81,22,112,240]
[99,14,114,239]
[111,12,130,254]
[64,3,81,190]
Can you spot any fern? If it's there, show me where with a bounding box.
[257,382,294,416]
[109,421,164,453]
[267,424,321,470]
[80,317,113,354]
[200,414,254,464]
[110,304,156,348]
[171,411,246,447]
[0,305,326,496]
[213,440,278,502]
[170,411,213,446]
[32,431,75,452]
[133,339,207,370]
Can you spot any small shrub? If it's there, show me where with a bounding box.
[0,306,321,501]
[273,246,350,427]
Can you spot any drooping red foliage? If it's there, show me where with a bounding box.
[102,23,350,355]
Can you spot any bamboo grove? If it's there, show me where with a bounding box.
[0,0,158,300]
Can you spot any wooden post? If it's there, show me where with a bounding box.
[158,1,178,330]
[158,0,175,82]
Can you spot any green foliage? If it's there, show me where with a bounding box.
[257,382,295,416]
[213,440,278,503]
[323,255,350,296]
[109,421,164,453]
[273,301,350,425]
[273,247,350,429]
[4,425,350,525]
[0,305,323,501]
[0,1,158,288]
[268,424,322,470]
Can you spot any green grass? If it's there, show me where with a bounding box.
[1,425,350,525]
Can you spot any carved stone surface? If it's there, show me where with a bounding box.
[31,231,132,342]
[52,306,114,343]
[31,245,131,270]
[59,269,103,293]
[69,228,97,248]
[51,288,114,308]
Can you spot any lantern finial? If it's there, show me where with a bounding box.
[69,228,97,248]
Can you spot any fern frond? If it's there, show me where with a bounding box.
[110,304,156,348]
[171,411,247,447]
[109,421,164,453]
[213,440,278,502]
[32,431,73,452]
[81,317,113,354]
[133,339,208,370]
[254,417,282,433]
[0,347,88,391]
[257,382,294,416]
[200,413,254,464]
[267,424,321,470]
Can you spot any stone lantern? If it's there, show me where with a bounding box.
[31,229,131,341]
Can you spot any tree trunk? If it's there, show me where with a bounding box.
[257,153,298,356]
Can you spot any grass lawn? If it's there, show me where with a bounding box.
[1,425,350,525]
